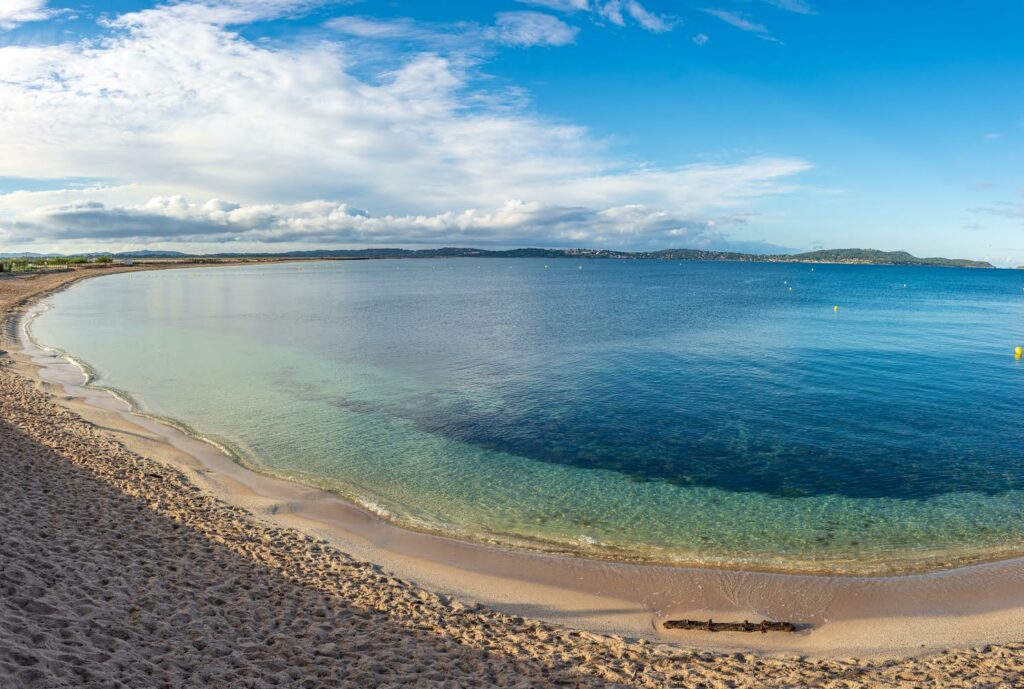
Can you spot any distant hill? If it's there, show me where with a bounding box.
[191,247,990,268]
[785,249,991,268]
[0,247,994,268]
[111,250,190,258]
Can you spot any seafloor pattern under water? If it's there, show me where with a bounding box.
[32,259,1024,572]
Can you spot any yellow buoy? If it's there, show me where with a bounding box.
[1016,346,1023,360]
[833,305,839,312]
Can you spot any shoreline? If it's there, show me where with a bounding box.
[38,298,1024,580]
[12,264,1024,652]
[3,265,1024,683]
[22,263,1024,579]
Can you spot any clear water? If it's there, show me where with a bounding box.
[30,259,1024,573]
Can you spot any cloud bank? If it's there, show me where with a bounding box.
[0,0,809,251]
[5,195,756,248]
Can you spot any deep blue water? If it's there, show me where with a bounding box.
[31,259,1024,572]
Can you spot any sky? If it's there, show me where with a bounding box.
[1,1,1023,262]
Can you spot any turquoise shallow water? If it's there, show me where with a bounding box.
[30,259,1024,573]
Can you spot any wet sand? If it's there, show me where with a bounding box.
[3,265,1024,687]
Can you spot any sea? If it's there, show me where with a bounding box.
[30,258,1024,573]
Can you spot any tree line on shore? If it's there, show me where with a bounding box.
[0,256,113,273]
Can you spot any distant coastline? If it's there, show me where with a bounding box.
[2,247,994,269]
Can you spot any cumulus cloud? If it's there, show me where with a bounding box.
[0,154,808,248]
[0,0,52,29]
[2,194,781,252]
[0,0,809,251]
[0,154,810,246]
[0,6,585,212]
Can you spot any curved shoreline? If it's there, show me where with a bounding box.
[6,264,1024,659]
[42,299,1024,578]
[24,265,1024,578]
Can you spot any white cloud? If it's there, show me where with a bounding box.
[517,0,592,12]
[0,155,809,249]
[597,0,625,25]
[701,8,779,42]
[325,16,427,40]
[692,33,709,46]
[114,0,332,26]
[519,0,675,33]
[0,0,51,29]
[702,9,767,34]
[0,0,809,250]
[1,193,782,252]
[760,0,815,15]
[491,12,580,46]
[327,11,578,49]
[623,0,675,33]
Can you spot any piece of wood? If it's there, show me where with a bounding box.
[662,619,797,633]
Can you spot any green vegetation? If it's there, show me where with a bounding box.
[785,249,991,268]
[0,256,117,273]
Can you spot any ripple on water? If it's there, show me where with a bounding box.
[29,259,1024,573]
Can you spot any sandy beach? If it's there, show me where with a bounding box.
[3,265,1024,687]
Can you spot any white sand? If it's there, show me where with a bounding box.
[3,265,1024,687]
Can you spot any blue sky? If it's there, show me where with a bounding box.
[1,1,1023,262]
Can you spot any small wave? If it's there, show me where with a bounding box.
[354,498,394,519]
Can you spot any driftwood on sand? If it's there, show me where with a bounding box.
[663,619,798,633]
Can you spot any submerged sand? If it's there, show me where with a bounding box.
[2,265,1024,687]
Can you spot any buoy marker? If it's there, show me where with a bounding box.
[833,305,839,313]
[1016,346,1022,360]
